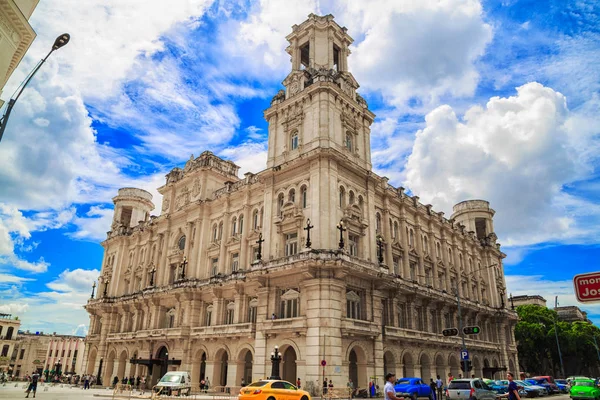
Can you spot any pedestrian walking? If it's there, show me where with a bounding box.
[328,380,334,400]
[323,378,328,395]
[139,376,146,395]
[200,377,206,391]
[384,373,402,400]
[430,379,437,400]
[296,378,301,389]
[25,371,39,398]
[241,378,246,387]
[84,374,90,390]
[447,373,453,385]
[503,372,521,400]
[436,375,443,400]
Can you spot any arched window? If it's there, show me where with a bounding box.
[231,217,237,236]
[290,131,299,150]
[252,210,258,229]
[345,133,353,152]
[376,213,381,233]
[448,248,453,263]
[409,229,414,247]
[178,236,186,250]
[423,235,428,253]
[238,216,244,235]
[166,308,176,329]
[393,222,399,240]
[358,196,364,212]
[389,219,393,238]
[212,224,218,241]
[339,187,345,208]
[278,193,284,216]
[459,254,464,269]
[349,191,355,205]
[436,242,441,258]
[226,302,235,325]
[300,186,308,208]
[218,222,223,240]
[289,189,295,203]
[205,305,213,327]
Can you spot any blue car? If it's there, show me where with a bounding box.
[394,377,433,400]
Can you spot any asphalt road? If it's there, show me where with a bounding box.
[0,384,575,400]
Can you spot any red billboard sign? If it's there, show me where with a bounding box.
[574,272,600,303]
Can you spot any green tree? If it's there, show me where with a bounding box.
[515,304,600,377]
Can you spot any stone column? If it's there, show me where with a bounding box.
[415,223,425,284]
[399,214,410,279]
[240,205,250,269]
[382,205,393,268]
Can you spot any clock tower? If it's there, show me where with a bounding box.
[265,14,375,171]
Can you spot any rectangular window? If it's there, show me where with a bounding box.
[19,349,25,359]
[252,247,259,261]
[211,258,219,276]
[425,269,432,286]
[55,350,58,357]
[248,307,257,323]
[62,350,65,357]
[205,308,212,327]
[291,134,298,150]
[73,350,78,359]
[231,253,239,273]
[416,307,424,331]
[444,312,451,329]
[398,304,406,328]
[280,298,299,319]
[67,350,71,358]
[348,234,358,256]
[226,309,234,325]
[285,233,298,256]
[393,256,400,275]
[409,262,416,281]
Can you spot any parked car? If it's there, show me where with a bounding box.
[394,377,432,400]
[527,379,557,395]
[482,379,507,395]
[570,379,600,400]
[516,380,548,397]
[239,380,311,400]
[532,376,560,394]
[155,371,192,396]
[446,379,496,400]
[554,380,569,394]
[496,380,527,398]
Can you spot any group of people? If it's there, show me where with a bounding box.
[111,375,147,393]
[199,376,211,392]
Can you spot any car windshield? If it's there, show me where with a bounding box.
[449,382,471,390]
[574,381,595,388]
[159,375,182,383]
[396,379,411,385]
[248,381,269,387]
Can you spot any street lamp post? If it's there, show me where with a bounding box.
[269,346,282,380]
[336,220,346,250]
[0,33,70,143]
[90,281,96,299]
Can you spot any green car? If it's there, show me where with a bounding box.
[570,379,600,400]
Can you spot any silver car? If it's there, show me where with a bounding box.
[446,379,497,400]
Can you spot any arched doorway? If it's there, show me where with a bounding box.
[243,351,253,384]
[383,351,395,376]
[448,355,460,378]
[348,346,367,387]
[152,346,169,386]
[282,347,297,383]
[420,353,431,381]
[435,354,445,379]
[483,359,491,379]
[87,348,97,375]
[402,352,414,378]
[473,357,481,378]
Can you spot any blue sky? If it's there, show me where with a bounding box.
[0,0,599,335]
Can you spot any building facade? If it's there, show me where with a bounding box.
[555,306,592,324]
[0,313,21,374]
[84,14,518,390]
[11,331,85,378]
[511,295,547,308]
[0,0,39,108]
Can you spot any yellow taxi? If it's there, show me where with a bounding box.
[239,380,311,400]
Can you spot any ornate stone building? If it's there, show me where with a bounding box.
[0,0,39,108]
[84,14,518,390]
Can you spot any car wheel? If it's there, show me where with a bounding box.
[301,396,309,400]
[267,396,277,400]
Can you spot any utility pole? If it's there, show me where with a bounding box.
[456,283,469,374]
[554,296,565,377]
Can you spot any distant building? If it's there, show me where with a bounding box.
[0,0,40,108]
[0,313,21,374]
[12,331,86,377]
[555,306,592,324]
[511,295,547,308]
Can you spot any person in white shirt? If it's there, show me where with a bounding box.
[436,375,444,400]
[384,373,402,400]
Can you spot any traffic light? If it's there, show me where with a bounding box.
[443,328,459,337]
[460,360,473,372]
[463,326,481,335]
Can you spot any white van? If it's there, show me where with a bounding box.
[155,371,192,396]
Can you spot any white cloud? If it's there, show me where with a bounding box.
[2,268,100,334]
[404,82,600,246]
[0,303,30,315]
[346,0,493,108]
[219,141,269,176]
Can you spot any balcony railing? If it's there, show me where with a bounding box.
[191,323,254,338]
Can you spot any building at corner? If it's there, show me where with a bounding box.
[84,14,518,390]
[0,0,39,108]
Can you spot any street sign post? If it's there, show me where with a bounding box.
[574,272,600,303]
[460,350,469,361]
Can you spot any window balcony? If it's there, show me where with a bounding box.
[341,318,380,338]
[191,322,254,339]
